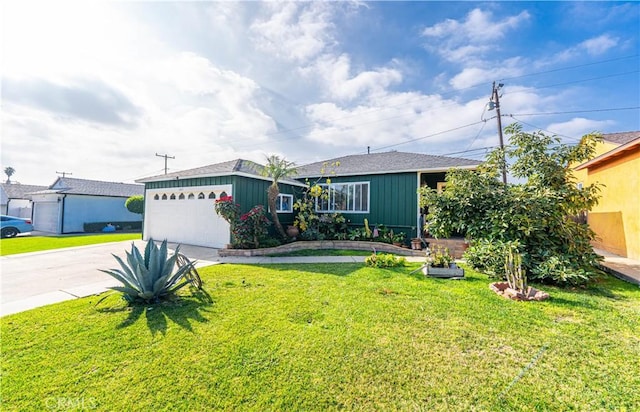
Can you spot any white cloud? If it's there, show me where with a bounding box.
[422,8,530,63]
[546,118,615,139]
[580,34,619,55]
[250,2,335,63]
[547,34,619,64]
[307,54,403,101]
[448,57,525,90]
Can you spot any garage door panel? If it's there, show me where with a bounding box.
[144,185,231,248]
[33,202,59,233]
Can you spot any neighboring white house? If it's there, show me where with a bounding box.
[0,183,47,218]
[30,177,144,234]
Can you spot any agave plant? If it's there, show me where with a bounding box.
[100,239,197,303]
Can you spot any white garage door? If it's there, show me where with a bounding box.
[143,184,231,248]
[33,202,60,233]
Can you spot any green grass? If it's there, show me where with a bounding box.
[266,249,372,257]
[2,264,639,411]
[0,233,141,256]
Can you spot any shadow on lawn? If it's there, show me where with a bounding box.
[100,288,214,335]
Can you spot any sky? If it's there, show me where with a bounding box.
[1,1,639,186]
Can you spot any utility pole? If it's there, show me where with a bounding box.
[155,153,175,174]
[56,171,73,178]
[491,81,507,184]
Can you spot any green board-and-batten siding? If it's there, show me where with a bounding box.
[299,172,420,237]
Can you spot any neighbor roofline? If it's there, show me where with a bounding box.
[575,137,640,171]
[297,164,479,178]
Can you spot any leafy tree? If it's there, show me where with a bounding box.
[261,155,298,239]
[419,124,602,285]
[4,167,15,183]
[125,195,144,215]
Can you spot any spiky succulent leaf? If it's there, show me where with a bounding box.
[143,239,153,269]
[159,239,169,268]
[132,242,146,268]
[167,279,191,294]
[165,261,194,289]
[111,254,137,284]
[148,240,161,282]
[138,290,155,301]
[99,269,140,292]
[134,259,153,292]
[108,286,141,299]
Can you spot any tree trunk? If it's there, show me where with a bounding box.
[268,184,287,238]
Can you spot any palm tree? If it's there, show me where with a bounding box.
[262,155,298,238]
[4,167,15,183]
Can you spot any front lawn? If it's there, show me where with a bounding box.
[0,233,141,256]
[2,264,638,410]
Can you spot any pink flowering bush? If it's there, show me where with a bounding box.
[214,196,240,225]
[233,205,271,249]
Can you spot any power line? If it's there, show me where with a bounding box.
[506,106,640,117]
[367,120,486,153]
[508,116,582,142]
[505,70,639,94]
[498,54,638,82]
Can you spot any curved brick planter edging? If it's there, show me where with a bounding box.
[490,282,550,301]
[217,240,426,257]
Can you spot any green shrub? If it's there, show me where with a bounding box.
[531,256,592,285]
[365,253,406,268]
[125,195,144,215]
[463,239,507,278]
[99,239,197,303]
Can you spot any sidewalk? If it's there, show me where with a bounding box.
[594,248,640,286]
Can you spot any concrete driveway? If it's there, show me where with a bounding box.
[1,240,221,317]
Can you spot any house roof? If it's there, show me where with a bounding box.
[1,183,48,200]
[602,131,640,145]
[135,159,306,187]
[31,177,144,197]
[575,137,640,171]
[297,151,481,178]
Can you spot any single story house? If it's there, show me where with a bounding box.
[30,177,144,234]
[1,183,47,218]
[575,133,640,260]
[137,152,480,248]
[136,159,306,248]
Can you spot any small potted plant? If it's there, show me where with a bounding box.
[392,232,406,247]
[423,245,464,278]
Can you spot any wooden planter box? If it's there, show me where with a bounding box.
[422,265,465,278]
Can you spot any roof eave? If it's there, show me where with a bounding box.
[297,164,479,178]
[575,138,640,170]
[137,171,308,188]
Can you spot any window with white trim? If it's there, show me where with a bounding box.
[276,194,293,213]
[317,182,369,213]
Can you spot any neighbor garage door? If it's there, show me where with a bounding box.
[143,184,231,248]
[33,201,60,233]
